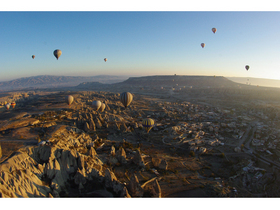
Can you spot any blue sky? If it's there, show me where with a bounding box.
[1,2,280,82]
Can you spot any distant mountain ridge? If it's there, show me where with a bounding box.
[2,74,280,92]
[0,75,128,92]
[113,75,238,88]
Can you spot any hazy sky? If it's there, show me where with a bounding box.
[1,1,280,82]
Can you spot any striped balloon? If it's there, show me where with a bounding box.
[120,92,133,108]
[142,118,154,133]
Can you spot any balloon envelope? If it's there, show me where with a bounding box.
[66,95,74,105]
[32,55,35,59]
[54,49,62,60]
[120,92,133,108]
[245,65,250,71]
[201,43,205,48]
[104,58,107,62]
[142,118,154,133]
[99,103,106,112]
[92,100,102,111]
[11,102,16,108]
[212,28,217,34]
[5,103,10,110]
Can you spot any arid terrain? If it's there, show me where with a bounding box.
[1,75,280,197]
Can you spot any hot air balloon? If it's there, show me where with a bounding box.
[104,58,107,62]
[11,102,16,108]
[53,49,62,60]
[245,65,249,71]
[142,118,154,133]
[212,28,217,34]
[5,103,10,110]
[201,43,205,48]
[32,55,35,59]
[92,100,102,111]
[99,103,106,112]
[66,95,74,106]
[120,92,133,109]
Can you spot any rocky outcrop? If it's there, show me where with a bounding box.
[127,174,144,197]
[132,150,145,168]
[94,118,102,129]
[141,177,161,197]
[104,168,131,197]
[116,147,127,165]
[110,146,116,156]
[0,125,130,198]
[84,122,90,132]
[0,150,52,198]
[89,119,96,131]
[158,159,168,170]
[88,147,97,158]
[152,158,168,170]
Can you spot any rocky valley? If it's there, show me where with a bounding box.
[1,75,280,198]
